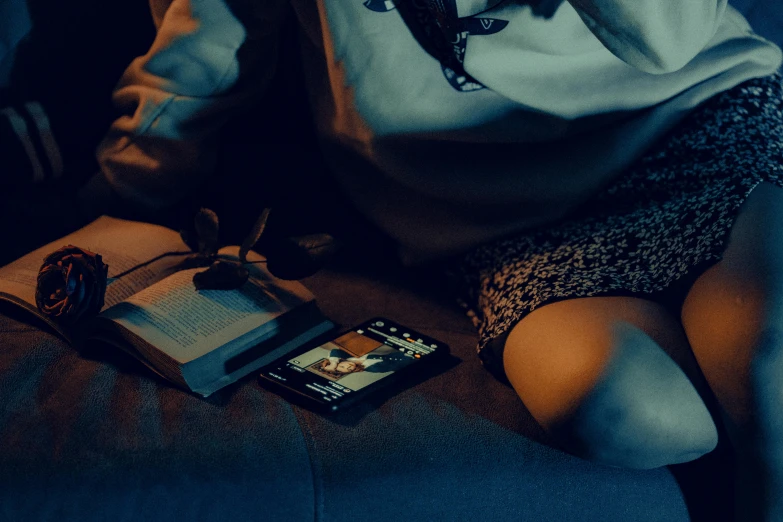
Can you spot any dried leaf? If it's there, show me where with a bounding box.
[194,208,220,256]
[192,260,249,290]
[239,208,271,264]
[179,228,200,253]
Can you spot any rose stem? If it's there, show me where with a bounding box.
[110,251,193,279]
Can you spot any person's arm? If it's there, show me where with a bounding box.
[361,353,413,373]
[78,0,288,218]
[567,0,728,74]
[329,348,353,359]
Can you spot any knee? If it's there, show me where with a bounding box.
[556,340,719,469]
[505,312,718,469]
[681,257,783,424]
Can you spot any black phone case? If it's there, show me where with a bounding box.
[257,318,450,413]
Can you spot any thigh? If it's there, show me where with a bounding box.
[504,295,717,469]
[681,181,783,425]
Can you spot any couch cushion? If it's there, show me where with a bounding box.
[732,0,783,48]
[0,0,30,87]
[301,263,695,521]
[0,307,316,521]
[0,261,691,521]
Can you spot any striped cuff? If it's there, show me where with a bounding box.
[0,101,64,186]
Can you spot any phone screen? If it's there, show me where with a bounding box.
[258,318,447,410]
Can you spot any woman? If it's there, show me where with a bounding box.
[317,346,414,378]
[75,0,783,518]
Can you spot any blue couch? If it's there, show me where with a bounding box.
[0,263,692,522]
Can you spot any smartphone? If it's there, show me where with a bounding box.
[257,317,450,413]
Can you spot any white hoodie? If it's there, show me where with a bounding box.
[84,0,783,263]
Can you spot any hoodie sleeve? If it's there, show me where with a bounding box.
[567,0,728,74]
[79,0,287,217]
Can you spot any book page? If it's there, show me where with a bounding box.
[99,259,315,364]
[0,216,190,311]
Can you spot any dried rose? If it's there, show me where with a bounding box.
[35,245,109,326]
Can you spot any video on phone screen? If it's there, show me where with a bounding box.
[286,322,436,392]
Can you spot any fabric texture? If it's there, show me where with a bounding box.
[0,265,695,522]
[83,0,288,218]
[449,73,783,378]
[0,0,156,186]
[0,0,30,85]
[313,0,782,263]
[81,0,783,263]
[0,308,317,522]
[732,0,783,46]
[0,102,64,187]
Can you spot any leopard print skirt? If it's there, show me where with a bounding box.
[449,73,783,380]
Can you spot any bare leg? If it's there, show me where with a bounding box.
[681,181,783,521]
[503,295,717,470]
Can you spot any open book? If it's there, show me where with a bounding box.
[0,216,335,396]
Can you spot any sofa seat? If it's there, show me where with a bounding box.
[0,260,692,521]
